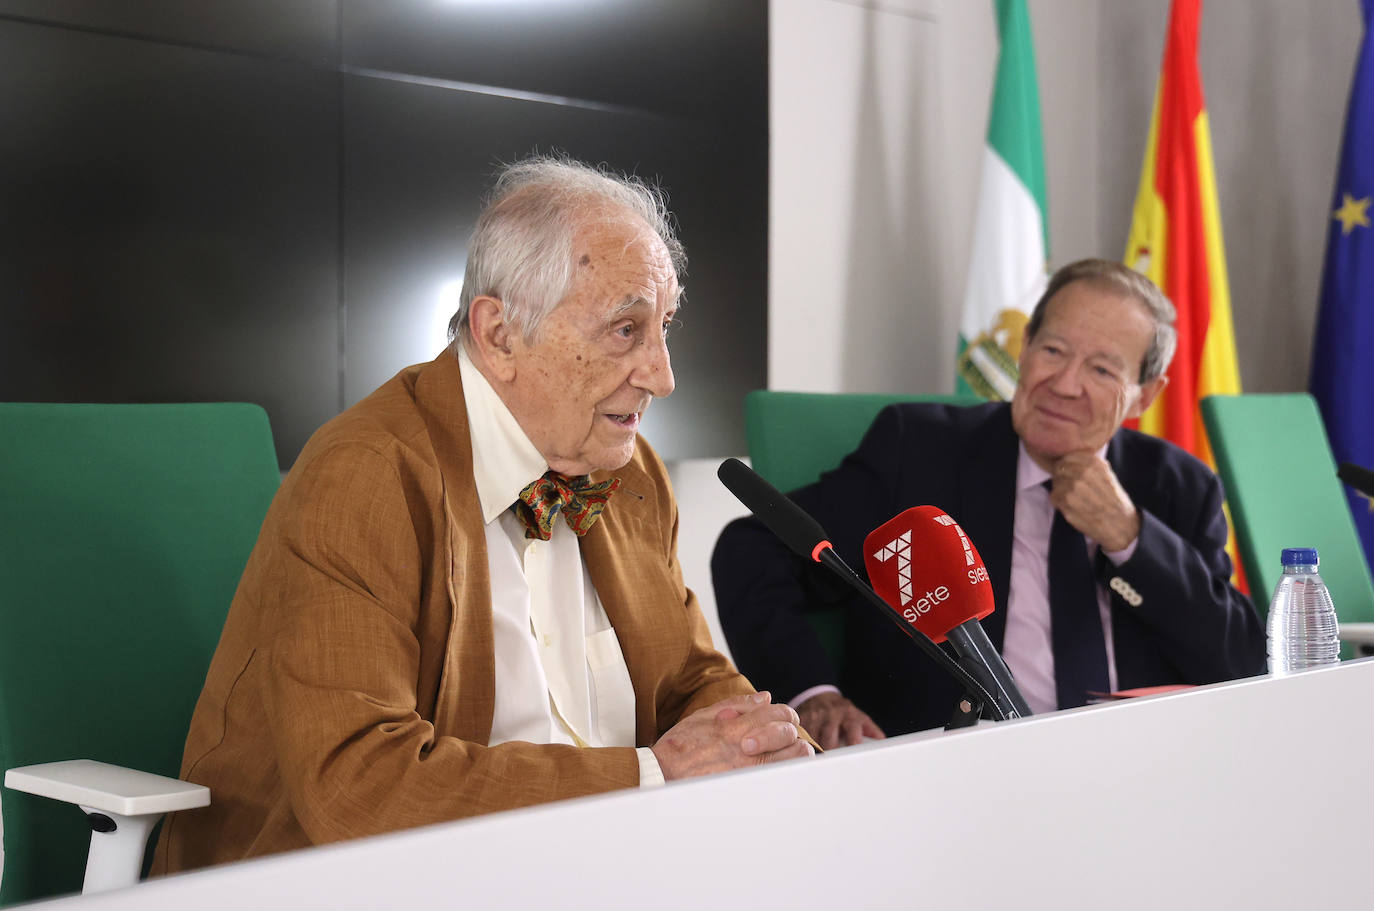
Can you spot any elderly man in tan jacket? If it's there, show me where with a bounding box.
[155,157,811,873]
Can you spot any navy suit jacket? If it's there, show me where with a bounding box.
[712,402,1266,735]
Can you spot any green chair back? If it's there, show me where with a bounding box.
[743,390,981,493]
[0,404,280,906]
[1201,393,1374,631]
[742,391,981,665]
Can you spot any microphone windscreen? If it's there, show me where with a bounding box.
[717,458,829,560]
[863,506,995,644]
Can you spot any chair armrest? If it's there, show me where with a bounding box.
[1340,622,1374,656]
[5,759,209,817]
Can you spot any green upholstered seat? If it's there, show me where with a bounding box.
[1200,394,1374,635]
[0,403,279,905]
[741,391,981,666]
[743,391,981,493]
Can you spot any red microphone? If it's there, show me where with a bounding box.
[864,506,1031,718]
[863,505,994,644]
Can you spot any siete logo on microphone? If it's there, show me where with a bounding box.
[863,505,995,644]
[900,587,949,622]
[870,524,955,620]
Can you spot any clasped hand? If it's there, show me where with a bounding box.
[651,692,814,780]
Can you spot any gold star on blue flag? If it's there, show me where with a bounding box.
[1334,192,1371,234]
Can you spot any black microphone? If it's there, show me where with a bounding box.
[716,458,1013,722]
[717,457,831,562]
[1338,462,1374,499]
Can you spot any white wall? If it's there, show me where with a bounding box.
[676,0,1364,655]
[769,0,977,395]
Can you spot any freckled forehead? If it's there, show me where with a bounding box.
[571,214,679,300]
[574,214,668,261]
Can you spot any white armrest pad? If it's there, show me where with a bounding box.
[5,759,210,817]
[1340,622,1374,647]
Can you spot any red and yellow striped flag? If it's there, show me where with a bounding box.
[1124,0,1245,581]
[1124,0,1241,466]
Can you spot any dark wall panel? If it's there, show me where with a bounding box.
[341,0,765,122]
[0,1,765,465]
[0,0,337,63]
[0,18,340,465]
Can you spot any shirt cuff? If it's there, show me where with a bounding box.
[1103,537,1139,565]
[636,746,665,789]
[789,684,841,709]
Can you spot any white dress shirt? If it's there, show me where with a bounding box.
[1002,442,1136,714]
[457,347,663,786]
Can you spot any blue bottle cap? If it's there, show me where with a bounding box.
[1281,547,1319,566]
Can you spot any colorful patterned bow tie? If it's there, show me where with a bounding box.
[513,471,622,540]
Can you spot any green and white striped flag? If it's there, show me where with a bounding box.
[956,0,1049,401]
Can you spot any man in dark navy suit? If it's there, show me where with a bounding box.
[712,259,1266,749]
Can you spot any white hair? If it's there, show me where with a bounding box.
[449,156,686,346]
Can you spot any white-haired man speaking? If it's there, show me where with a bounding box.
[156,157,811,874]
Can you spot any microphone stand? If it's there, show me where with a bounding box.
[946,694,983,730]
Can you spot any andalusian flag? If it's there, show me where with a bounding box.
[1123,0,1242,468]
[957,0,1048,401]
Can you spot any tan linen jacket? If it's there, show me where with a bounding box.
[154,352,755,873]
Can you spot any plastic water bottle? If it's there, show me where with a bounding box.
[1266,547,1341,676]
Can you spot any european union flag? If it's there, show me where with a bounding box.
[1312,0,1374,574]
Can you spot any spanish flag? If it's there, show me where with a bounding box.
[1123,0,1242,469]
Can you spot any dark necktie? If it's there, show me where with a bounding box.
[513,471,621,540]
[1047,500,1110,709]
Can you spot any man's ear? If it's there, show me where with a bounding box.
[1127,375,1168,419]
[467,296,518,382]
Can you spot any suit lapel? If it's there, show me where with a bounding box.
[579,463,680,746]
[955,405,1019,648]
[412,354,498,745]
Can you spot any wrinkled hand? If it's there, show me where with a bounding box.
[651,692,814,780]
[796,691,885,750]
[1049,451,1140,552]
